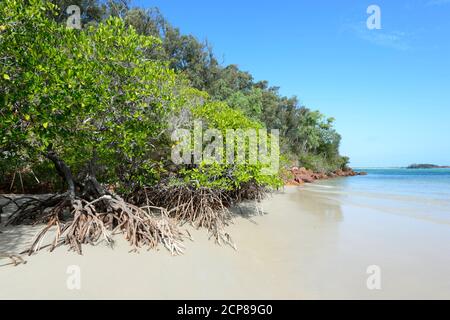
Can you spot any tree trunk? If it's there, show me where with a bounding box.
[45,149,76,199]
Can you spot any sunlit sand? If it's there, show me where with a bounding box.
[1,185,449,299]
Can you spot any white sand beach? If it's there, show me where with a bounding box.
[1,184,450,299]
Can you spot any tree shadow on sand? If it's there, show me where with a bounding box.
[0,195,44,266]
[229,198,270,225]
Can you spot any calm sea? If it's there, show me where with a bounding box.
[306,168,450,224]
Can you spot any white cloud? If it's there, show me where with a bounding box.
[358,29,411,50]
[344,23,412,51]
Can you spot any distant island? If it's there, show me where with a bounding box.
[407,164,450,169]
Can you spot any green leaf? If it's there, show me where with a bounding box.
[3,74,10,80]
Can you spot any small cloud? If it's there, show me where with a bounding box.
[358,29,411,50]
[344,23,412,51]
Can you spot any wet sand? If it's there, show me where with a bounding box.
[1,185,450,299]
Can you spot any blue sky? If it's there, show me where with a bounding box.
[131,0,450,167]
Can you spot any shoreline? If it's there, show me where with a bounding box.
[1,184,449,299]
[285,167,367,186]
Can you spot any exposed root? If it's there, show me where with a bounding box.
[3,194,68,226]
[130,185,232,246]
[2,179,269,257]
[128,182,269,250]
[228,181,269,205]
[0,254,27,267]
[7,194,185,256]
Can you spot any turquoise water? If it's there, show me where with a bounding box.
[352,168,450,200]
[306,168,450,224]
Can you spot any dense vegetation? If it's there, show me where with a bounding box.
[47,0,349,173]
[0,0,349,255]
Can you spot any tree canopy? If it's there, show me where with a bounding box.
[0,0,350,255]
